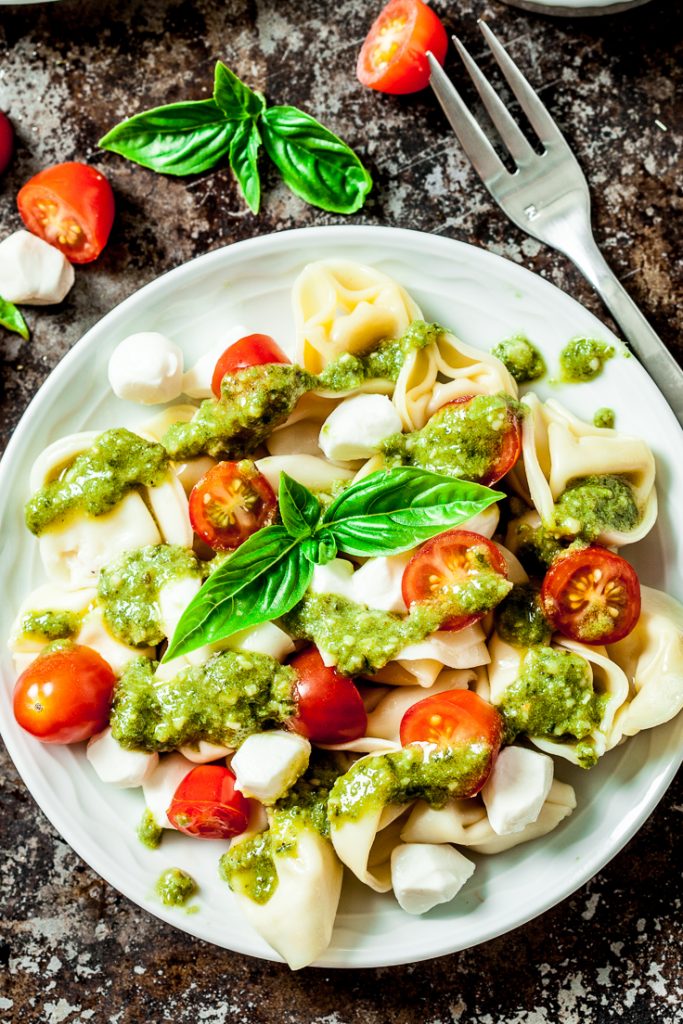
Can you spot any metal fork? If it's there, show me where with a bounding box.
[427,23,683,425]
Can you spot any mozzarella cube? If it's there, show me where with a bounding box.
[108,332,184,405]
[232,730,311,805]
[482,746,554,835]
[227,621,295,662]
[310,558,355,601]
[87,727,159,788]
[319,394,402,461]
[349,553,410,613]
[391,843,475,915]
[158,575,202,640]
[142,752,196,829]
[0,230,74,305]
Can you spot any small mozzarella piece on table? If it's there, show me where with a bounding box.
[181,325,247,398]
[232,730,311,804]
[108,332,184,405]
[0,230,74,305]
[390,843,475,915]
[481,746,554,836]
[319,394,403,461]
[142,752,196,829]
[227,621,295,662]
[310,558,355,602]
[87,727,158,788]
[349,553,411,613]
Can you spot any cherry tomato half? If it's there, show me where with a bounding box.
[541,546,641,645]
[288,646,367,745]
[189,460,277,551]
[211,333,290,398]
[13,644,116,744]
[0,111,14,175]
[357,0,448,94]
[17,162,115,264]
[433,395,522,486]
[402,529,509,631]
[167,765,250,840]
[400,690,504,795]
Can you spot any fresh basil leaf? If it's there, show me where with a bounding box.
[164,526,310,660]
[213,61,266,121]
[278,473,321,539]
[0,296,29,340]
[322,467,503,556]
[260,106,372,214]
[229,119,262,214]
[99,99,236,176]
[302,530,337,565]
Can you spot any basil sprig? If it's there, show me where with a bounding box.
[164,468,502,662]
[99,61,371,215]
[0,296,29,340]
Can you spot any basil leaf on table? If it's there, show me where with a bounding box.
[164,526,312,661]
[278,473,322,539]
[99,99,237,176]
[260,106,373,214]
[322,467,503,556]
[0,296,29,340]
[228,120,262,213]
[213,61,265,121]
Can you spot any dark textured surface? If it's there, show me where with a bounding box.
[1,1,682,1021]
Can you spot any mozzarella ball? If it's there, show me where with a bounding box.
[319,394,403,461]
[0,230,74,305]
[108,332,184,404]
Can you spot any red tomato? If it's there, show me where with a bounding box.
[400,689,504,794]
[402,529,509,631]
[0,111,14,175]
[189,460,277,550]
[357,0,448,95]
[434,395,522,486]
[541,546,641,645]
[211,334,290,398]
[13,645,116,744]
[17,162,115,264]
[167,765,250,840]
[288,646,367,745]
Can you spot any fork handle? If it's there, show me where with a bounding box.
[561,232,683,425]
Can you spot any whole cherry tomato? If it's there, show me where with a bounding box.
[211,334,290,398]
[167,765,250,840]
[288,646,367,745]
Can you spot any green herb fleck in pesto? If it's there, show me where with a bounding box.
[98,544,202,647]
[492,334,546,384]
[555,474,640,541]
[559,337,615,383]
[20,609,81,642]
[25,429,170,536]
[155,867,197,907]
[317,320,442,391]
[495,583,552,648]
[593,407,615,430]
[138,809,163,850]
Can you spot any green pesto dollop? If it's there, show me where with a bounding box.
[20,609,81,642]
[137,808,163,850]
[98,544,202,647]
[317,320,442,391]
[495,584,552,648]
[155,867,197,907]
[500,646,603,765]
[508,519,568,577]
[25,429,169,536]
[382,393,523,482]
[555,474,640,541]
[491,334,546,384]
[219,832,278,905]
[110,652,297,752]
[328,744,492,825]
[593,407,615,430]
[559,337,615,383]
[162,364,316,461]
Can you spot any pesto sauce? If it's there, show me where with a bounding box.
[328,744,492,824]
[98,544,202,647]
[155,867,197,907]
[555,474,640,540]
[495,584,552,648]
[593,407,615,429]
[382,393,524,482]
[25,429,170,536]
[509,519,576,577]
[492,335,546,384]
[219,832,278,905]
[559,338,615,383]
[110,652,297,752]
[317,320,442,391]
[138,808,163,850]
[20,609,81,642]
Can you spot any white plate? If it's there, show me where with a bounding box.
[499,0,651,15]
[1,225,681,968]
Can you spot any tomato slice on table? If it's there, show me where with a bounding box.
[288,646,368,745]
[17,162,115,264]
[189,460,277,550]
[434,395,522,486]
[541,546,641,645]
[211,333,290,398]
[13,644,116,744]
[402,529,509,631]
[167,765,250,840]
[357,0,448,95]
[400,689,504,795]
